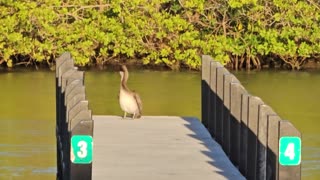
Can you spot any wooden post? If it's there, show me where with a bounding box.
[240,93,250,176]
[69,109,93,180]
[55,52,93,180]
[57,59,75,180]
[70,118,93,180]
[230,83,247,167]
[222,74,239,155]
[208,60,223,137]
[200,55,301,180]
[201,55,211,128]
[247,96,264,180]
[55,52,72,179]
[216,67,229,144]
[68,101,89,126]
[267,115,281,180]
[278,121,301,180]
[57,60,74,131]
[257,105,276,180]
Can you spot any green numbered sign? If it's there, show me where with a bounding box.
[279,136,301,166]
[71,135,93,164]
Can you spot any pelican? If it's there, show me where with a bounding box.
[119,65,142,119]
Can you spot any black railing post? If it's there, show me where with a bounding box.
[208,61,223,138]
[240,93,250,176]
[215,67,229,144]
[230,83,247,167]
[278,121,301,179]
[201,55,301,180]
[247,96,264,180]
[257,105,276,180]
[55,52,93,180]
[201,55,211,129]
[267,115,281,180]
[56,53,73,179]
[222,74,239,155]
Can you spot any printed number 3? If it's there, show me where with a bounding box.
[77,140,88,158]
[284,143,295,160]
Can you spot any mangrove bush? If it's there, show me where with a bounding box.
[0,0,320,70]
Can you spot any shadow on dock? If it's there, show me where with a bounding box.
[182,117,245,179]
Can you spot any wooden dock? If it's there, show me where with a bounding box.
[92,116,245,180]
[55,53,301,179]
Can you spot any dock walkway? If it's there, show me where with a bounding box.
[92,116,245,180]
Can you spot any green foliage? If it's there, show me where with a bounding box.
[0,0,320,70]
[220,0,320,69]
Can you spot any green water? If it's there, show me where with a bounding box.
[0,69,319,179]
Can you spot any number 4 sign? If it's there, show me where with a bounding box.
[71,135,93,164]
[279,136,301,166]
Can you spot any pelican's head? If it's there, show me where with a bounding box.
[119,69,124,78]
[119,65,128,81]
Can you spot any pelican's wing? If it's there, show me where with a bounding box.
[133,92,143,114]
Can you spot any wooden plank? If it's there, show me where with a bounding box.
[247,96,264,180]
[201,55,211,128]
[66,93,86,123]
[61,69,78,93]
[65,79,84,102]
[66,85,86,106]
[68,101,89,126]
[222,74,239,155]
[267,115,281,180]
[92,116,245,180]
[215,67,229,144]
[58,59,74,87]
[70,110,92,132]
[257,105,276,180]
[208,61,223,137]
[230,83,247,167]
[56,52,72,78]
[239,93,250,176]
[278,121,301,180]
[66,71,84,87]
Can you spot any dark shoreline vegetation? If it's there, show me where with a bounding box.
[1,0,320,71]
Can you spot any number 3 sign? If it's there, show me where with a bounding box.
[71,135,93,164]
[279,136,301,166]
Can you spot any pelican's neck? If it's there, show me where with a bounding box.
[120,69,129,91]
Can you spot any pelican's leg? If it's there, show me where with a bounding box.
[123,112,127,119]
[132,113,136,120]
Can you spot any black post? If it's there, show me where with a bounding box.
[278,121,301,180]
[240,93,250,176]
[200,55,301,180]
[222,74,239,155]
[230,83,247,167]
[267,115,281,180]
[208,60,223,138]
[215,67,229,144]
[55,52,93,180]
[257,105,276,180]
[56,53,73,179]
[201,55,211,128]
[247,96,264,180]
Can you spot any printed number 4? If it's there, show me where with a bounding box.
[77,140,88,158]
[284,143,295,160]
